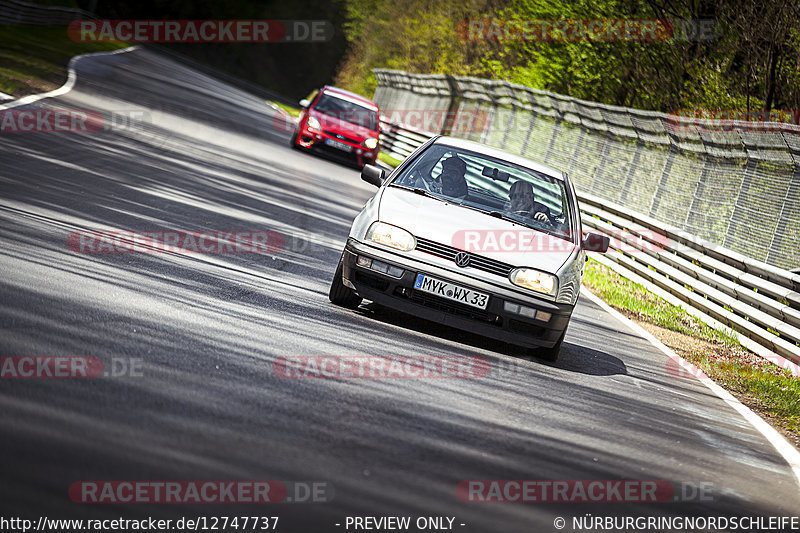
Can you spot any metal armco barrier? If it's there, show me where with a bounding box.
[577,193,800,368]
[379,122,434,161]
[373,70,800,370]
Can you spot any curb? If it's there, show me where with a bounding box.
[581,286,800,487]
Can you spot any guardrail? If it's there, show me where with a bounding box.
[0,0,91,25]
[379,120,435,161]
[377,117,800,373]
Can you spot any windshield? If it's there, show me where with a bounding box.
[313,93,378,130]
[390,144,576,242]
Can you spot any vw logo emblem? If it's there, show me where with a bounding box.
[454,252,471,268]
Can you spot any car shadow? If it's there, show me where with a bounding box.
[356,301,627,377]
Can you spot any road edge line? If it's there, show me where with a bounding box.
[580,286,800,487]
[0,45,139,111]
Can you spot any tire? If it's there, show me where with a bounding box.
[329,257,362,309]
[531,327,566,362]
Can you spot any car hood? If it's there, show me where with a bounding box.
[378,187,576,273]
[310,110,376,139]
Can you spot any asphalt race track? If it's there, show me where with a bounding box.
[1,47,798,532]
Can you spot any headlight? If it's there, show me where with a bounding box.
[363,137,378,150]
[306,116,321,130]
[510,268,557,296]
[365,222,416,251]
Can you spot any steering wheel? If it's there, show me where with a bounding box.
[510,210,555,229]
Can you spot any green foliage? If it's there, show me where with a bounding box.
[0,25,128,98]
[336,0,500,96]
[337,0,800,115]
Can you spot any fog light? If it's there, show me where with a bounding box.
[356,149,363,155]
[504,301,550,322]
[360,257,404,278]
[387,265,404,278]
[371,260,389,273]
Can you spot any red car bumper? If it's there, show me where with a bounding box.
[294,122,379,168]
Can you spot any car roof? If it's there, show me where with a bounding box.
[321,86,379,109]
[432,136,566,181]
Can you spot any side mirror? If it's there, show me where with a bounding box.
[361,164,385,187]
[299,99,310,108]
[582,232,610,253]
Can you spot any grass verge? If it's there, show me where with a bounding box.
[0,25,128,98]
[272,101,301,117]
[583,258,800,446]
[378,152,402,168]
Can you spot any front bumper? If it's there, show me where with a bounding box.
[295,124,377,167]
[342,239,575,349]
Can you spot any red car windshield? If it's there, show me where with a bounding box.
[313,93,378,131]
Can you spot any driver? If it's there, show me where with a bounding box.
[507,180,554,224]
[438,156,468,198]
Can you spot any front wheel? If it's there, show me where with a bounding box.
[329,256,362,309]
[530,327,566,362]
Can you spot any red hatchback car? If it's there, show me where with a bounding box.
[291,86,381,168]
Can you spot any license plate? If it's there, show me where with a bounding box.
[414,274,489,310]
[324,138,352,152]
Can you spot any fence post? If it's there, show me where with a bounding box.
[723,158,757,248]
[567,127,586,177]
[765,164,800,267]
[589,133,613,195]
[501,105,517,150]
[684,154,713,230]
[649,144,677,217]
[618,139,643,203]
[519,89,539,156]
[543,118,563,164]
[441,75,461,136]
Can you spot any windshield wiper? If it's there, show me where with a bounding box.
[388,184,448,203]
[459,204,520,225]
[487,210,516,222]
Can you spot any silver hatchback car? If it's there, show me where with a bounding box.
[329,136,609,361]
